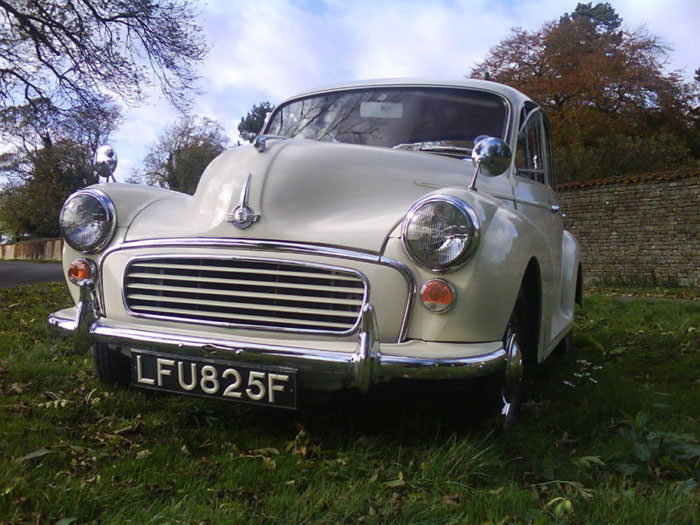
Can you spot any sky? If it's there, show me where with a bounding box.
[109,0,700,181]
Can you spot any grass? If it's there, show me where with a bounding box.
[1,282,699,523]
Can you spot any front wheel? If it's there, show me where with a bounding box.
[92,343,131,387]
[495,289,530,430]
[499,322,525,429]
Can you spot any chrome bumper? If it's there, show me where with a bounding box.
[48,299,506,392]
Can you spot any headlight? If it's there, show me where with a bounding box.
[59,190,116,253]
[402,195,480,271]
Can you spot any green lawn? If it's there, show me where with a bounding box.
[1,283,698,523]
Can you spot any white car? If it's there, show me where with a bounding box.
[49,79,582,427]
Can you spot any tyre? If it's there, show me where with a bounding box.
[92,343,131,387]
[497,289,529,430]
[555,330,572,355]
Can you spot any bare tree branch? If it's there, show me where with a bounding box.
[0,0,207,112]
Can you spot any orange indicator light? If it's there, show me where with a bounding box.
[68,259,93,284]
[420,279,455,313]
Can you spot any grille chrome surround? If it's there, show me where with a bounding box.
[123,256,369,335]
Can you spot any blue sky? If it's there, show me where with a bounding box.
[109,0,700,180]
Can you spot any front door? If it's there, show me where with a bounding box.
[512,107,565,352]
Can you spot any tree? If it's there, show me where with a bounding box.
[0,0,207,113]
[0,96,122,183]
[471,2,700,181]
[238,102,273,143]
[0,0,204,239]
[0,96,122,239]
[135,116,229,195]
[561,2,621,32]
[0,139,92,240]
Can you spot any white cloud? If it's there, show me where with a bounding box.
[614,0,700,79]
[110,95,179,181]
[202,0,334,100]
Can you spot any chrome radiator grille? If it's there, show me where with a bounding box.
[123,257,367,334]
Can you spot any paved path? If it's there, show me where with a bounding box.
[0,261,63,288]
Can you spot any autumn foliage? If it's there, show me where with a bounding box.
[471,3,700,182]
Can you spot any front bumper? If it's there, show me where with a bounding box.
[48,301,506,392]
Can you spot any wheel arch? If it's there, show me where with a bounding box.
[575,263,584,307]
[518,257,542,365]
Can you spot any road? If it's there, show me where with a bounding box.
[0,261,63,288]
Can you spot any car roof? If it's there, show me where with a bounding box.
[279,78,532,107]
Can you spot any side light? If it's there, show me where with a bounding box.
[68,258,96,284]
[420,279,455,313]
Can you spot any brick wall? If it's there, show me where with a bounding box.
[0,238,63,261]
[558,168,699,287]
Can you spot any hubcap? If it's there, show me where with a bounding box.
[501,328,523,418]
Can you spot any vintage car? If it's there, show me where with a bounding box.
[48,78,582,427]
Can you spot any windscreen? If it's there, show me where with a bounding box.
[265,87,509,155]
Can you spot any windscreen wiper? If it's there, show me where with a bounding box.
[254,134,290,152]
[392,142,472,158]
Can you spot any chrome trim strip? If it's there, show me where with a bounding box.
[101,238,380,265]
[121,253,370,337]
[378,257,415,342]
[98,238,416,343]
[514,197,556,212]
[379,350,506,380]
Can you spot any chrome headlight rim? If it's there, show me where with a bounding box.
[401,194,480,272]
[59,189,117,254]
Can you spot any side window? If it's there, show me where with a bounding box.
[515,110,546,184]
[542,113,556,191]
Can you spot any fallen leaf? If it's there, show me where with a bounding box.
[113,421,141,435]
[442,493,461,506]
[16,448,51,463]
[384,479,405,488]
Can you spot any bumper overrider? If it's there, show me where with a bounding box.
[48,279,507,392]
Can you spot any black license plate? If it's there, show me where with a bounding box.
[131,349,297,409]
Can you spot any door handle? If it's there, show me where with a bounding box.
[550,204,560,213]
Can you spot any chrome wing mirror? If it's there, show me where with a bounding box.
[469,136,512,191]
[95,145,118,183]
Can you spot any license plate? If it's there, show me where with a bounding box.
[131,349,297,409]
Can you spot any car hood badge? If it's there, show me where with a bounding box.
[225,173,260,229]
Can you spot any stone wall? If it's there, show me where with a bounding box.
[0,238,63,261]
[558,168,699,287]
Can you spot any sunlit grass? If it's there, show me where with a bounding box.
[1,283,698,522]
